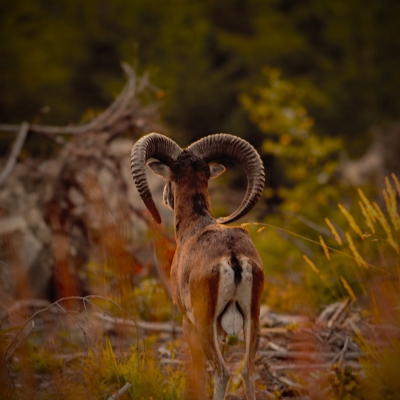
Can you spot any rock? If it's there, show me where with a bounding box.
[0,216,43,271]
[26,208,51,244]
[68,187,85,207]
[0,216,27,235]
[340,122,400,187]
[23,229,43,271]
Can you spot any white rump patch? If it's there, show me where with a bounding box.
[216,257,253,336]
[221,302,243,336]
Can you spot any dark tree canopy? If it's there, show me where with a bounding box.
[1,0,400,154]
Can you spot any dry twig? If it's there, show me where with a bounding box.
[0,122,29,188]
[5,320,35,361]
[107,382,132,400]
[327,298,351,328]
[271,362,362,372]
[3,295,140,362]
[0,63,139,137]
[94,312,183,334]
[259,350,362,361]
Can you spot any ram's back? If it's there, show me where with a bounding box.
[171,224,264,323]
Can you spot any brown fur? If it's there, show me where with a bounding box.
[151,151,264,400]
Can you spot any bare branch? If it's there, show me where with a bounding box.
[3,295,139,362]
[5,320,35,361]
[316,298,351,326]
[278,376,303,389]
[271,361,362,371]
[259,350,363,361]
[93,312,183,334]
[0,63,139,136]
[107,382,132,400]
[339,336,350,364]
[327,298,351,328]
[55,352,86,363]
[0,122,29,188]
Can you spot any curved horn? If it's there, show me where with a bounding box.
[130,133,182,223]
[188,134,265,224]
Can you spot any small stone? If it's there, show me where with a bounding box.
[0,216,27,235]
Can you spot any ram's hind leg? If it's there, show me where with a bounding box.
[241,263,264,400]
[183,317,207,400]
[241,314,259,400]
[199,320,230,400]
[184,317,230,400]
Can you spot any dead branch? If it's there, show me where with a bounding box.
[264,312,309,327]
[271,361,362,371]
[107,382,132,400]
[55,352,86,363]
[3,295,139,362]
[93,312,183,334]
[260,327,288,335]
[282,211,333,238]
[6,299,51,315]
[0,63,139,137]
[268,341,287,352]
[339,336,350,364]
[259,350,363,361]
[278,376,303,389]
[316,298,351,326]
[5,320,35,361]
[0,122,29,188]
[327,298,351,328]
[160,359,184,366]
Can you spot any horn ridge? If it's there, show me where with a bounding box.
[130,133,182,224]
[188,133,264,224]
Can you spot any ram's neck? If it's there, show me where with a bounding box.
[174,185,216,243]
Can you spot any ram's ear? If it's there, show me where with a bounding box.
[209,163,226,179]
[146,160,170,179]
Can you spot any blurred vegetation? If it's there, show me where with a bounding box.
[1,1,400,398]
[238,66,399,318]
[2,0,400,154]
[74,337,186,400]
[1,173,399,398]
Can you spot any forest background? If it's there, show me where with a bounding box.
[1,0,400,399]
[2,0,400,305]
[2,0,400,151]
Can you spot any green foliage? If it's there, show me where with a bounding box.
[297,340,400,399]
[63,337,186,400]
[241,67,343,216]
[258,173,399,311]
[84,260,174,322]
[2,331,186,400]
[28,343,59,374]
[240,68,350,310]
[2,0,400,153]
[130,278,174,322]
[239,57,399,314]
[325,363,363,400]
[298,362,364,400]
[360,339,400,400]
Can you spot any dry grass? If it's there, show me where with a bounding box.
[1,175,400,399]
